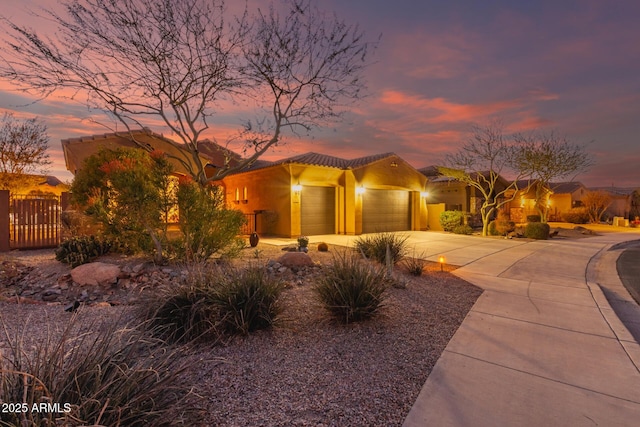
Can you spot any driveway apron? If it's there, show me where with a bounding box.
[403,232,640,427]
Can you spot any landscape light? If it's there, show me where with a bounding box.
[438,255,445,272]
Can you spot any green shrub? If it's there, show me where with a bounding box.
[55,235,112,267]
[354,232,408,265]
[177,179,246,262]
[0,318,199,427]
[562,207,590,224]
[315,252,389,323]
[440,210,464,232]
[524,222,550,240]
[526,214,541,223]
[211,266,285,335]
[452,224,473,235]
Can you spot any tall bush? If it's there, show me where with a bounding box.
[439,210,465,232]
[176,178,246,262]
[70,147,174,262]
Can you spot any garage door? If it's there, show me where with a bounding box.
[362,189,410,233]
[301,186,335,235]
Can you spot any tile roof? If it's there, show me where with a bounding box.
[229,151,398,174]
[549,182,585,194]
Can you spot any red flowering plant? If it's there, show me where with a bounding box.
[70,147,175,262]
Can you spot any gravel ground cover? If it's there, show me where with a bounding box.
[0,243,482,426]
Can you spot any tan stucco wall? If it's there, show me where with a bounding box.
[222,165,292,237]
[222,154,430,237]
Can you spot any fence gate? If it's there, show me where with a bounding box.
[10,195,61,249]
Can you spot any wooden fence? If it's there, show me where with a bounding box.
[0,191,67,251]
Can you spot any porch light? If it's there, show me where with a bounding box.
[438,255,446,272]
[356,186,366,195]
[292,184,303,192]
[420,191,429,198]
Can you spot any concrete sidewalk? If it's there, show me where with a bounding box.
[403,232,640,426]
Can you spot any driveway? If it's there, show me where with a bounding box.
[263,229,640,425]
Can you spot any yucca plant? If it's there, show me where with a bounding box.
[314,252,389,323]
[354,232,408,265]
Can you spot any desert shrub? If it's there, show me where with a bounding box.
[402,253,427,276]
[143,265,284,340]
[452,224,473,235]
[210,266,285,335]
[489,212,515,236]
[524,222,550,240]
[315,252,389,323]
[0,318,199,427]
[526,214,541,223]
[562,207,590,224]
[143,281,221,344]
[177,178,246,262]
[70,147,175,263]
[440,210,464,232]
[318,242,329,252]
[55,235,112,267]
[354,232,408,265]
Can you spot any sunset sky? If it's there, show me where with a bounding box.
[1,0,638,187]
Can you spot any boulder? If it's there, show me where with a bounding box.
[277,252,314,268]
[71,262,121,286]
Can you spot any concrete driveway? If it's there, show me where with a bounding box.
[263,229,640,426]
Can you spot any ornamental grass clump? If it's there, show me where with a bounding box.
[211,266,285,335]
[354,232,408,265]
[0,316,199,427]
[402,252,428,276]
[143,279,221,344]
[142,265,285,341]
[315,252,389,323]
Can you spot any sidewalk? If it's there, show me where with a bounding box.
[403,232,640,426]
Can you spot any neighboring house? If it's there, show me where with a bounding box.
[419,166,511,216]
[222,152,429,237]
[547,182,588,220]
[506,179,553,222]
[0,173,70,196]
[588,187,635,219]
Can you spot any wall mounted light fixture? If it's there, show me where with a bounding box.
[356,186,366,195]
[292,183,303,192]
[420,191,429,198]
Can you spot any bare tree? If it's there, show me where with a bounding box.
[0,0,374,185]
[440,120,526,236]
[0,112,51,192]
[514,131,593,222]
[583,190,612,223]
